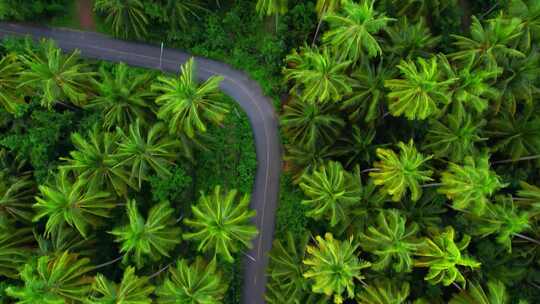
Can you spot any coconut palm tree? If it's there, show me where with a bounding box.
[87,63,155,131]
[333,126,377,168]
[256,0,288,31]
[449,280,508,304]
[61,125,133,197]
[312,0,343,44]
[299,161,362,226]
[388,0,456,21]
[451,15,525,70]
[414,227,480,287]
[281,98,345,149]
[152,58,229,138]
[370,140,433,202]
[18,39,93,109]
[384,57,456,120]
[323,0,394,62]
[183,186,258,262]
[0,222,33,278]
[0,172,35,223]
[284,46,352,103]
[285,144,333,183]
[0,53,24,113]
[359,209,421,272]
[87,267,154,304]
[439,154,506,215]
[156,257,227,304]
[508,0,540,51]
[303,233,371,304]
[33,169,116,238]
[5,251,94,303]
[155,0,207,32]
[114,120,179,190]
[94,0,149,39]
[356,279,410,304]
[111,200,181,268]
[383,17,440,59]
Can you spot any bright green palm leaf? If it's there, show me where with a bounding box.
[86,267,154,304]
[0,53,25,113]
[449,280,508,304]
[356,279,410,304]
[94,0,149,39]
[183,186,258,262]
[0,222,33,279]
[0,172,36,222]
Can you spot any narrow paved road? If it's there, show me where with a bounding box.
[0,23,281,304]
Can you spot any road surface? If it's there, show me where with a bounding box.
[0,22,281,304]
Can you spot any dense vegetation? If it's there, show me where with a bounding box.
[2,0,540,303]
[0,38,257,303]
[269,0,540,303]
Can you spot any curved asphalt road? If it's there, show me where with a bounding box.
[0,23,281,304]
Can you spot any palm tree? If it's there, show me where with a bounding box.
[313,0,343,44]
[0,172,35,223]
[114,120,179,190]
[111,200,181,268]
[439,154,506,215]
[323,0,394,62]
[388,0,455,21]
[333,126,377,168]
[284,46,352,103]
[424,113,486,162]
[87,63,155,131]
[33,169,116,238]
[285,144,333,183]
[449,280,508,304]
[267,232,310,301]
[6,251,94,303]
[0,223,33,278]
[414,227,480,287]
[35,224,96,258]
[370,140,433,202]
[303,233,371,304]
[356,279,410,304]
[281,98,345,149]
[0,53,24,113]
[156,258,227,304]
[155,0,207,32]
[383,17,440,59]
[256,0,288,31]
[299,161,362,226]
[87,267,154,304]
[152,58,229,138]
[183,186,257,262]
[508,0,540,51]
[94,0,149,39]
[359,209,421,272]
[18,39,93,109]
[517,181,540,216]
[340,59,395,122]
[61,125,133,196]
[384,57,456,120]
[451,15,525,70]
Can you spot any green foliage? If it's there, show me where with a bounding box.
[284,143,333,183]
[359,209,420,272]
[111,200,181,269]
[0,172,35,222]
[183,186,257,262]
[18,39,93,109]
[0,53,24,113]
[115,120,178,190]
[333,126,377,167]
[0,223,33,278]
[439,154,506,215]
[6,251,93,303]
[299,161,362,226]
[370,141,433,202]
[87,267,154,304]
[145,0,206,32]
[323,0,394,61]
[356,279,410,304]
[149,164,193,203]
[303,233,371,304]
[449,280,508,304]
[0,0,66,21]
[414,227,480,287]
[61,125,133,196]
[87,63,155,131]
[156,257,227,304]
[284,46,352,103]
[33,169,116,238]
[281,98,344,149]
[256,0,288,17]
[152,58,228,138]
[385,57,456,120]
[384,18,440,59]
[424,113,485,162]
[508,0,540,51]
[94,0,149,39]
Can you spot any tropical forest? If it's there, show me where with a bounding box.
[0,0,539,304]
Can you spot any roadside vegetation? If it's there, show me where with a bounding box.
[1,0,540,303]
[0,37,256,303]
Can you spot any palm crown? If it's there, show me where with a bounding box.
[94,0,149,39]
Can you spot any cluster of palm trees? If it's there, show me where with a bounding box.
[0,39,258,303]
[269,0,540,303]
